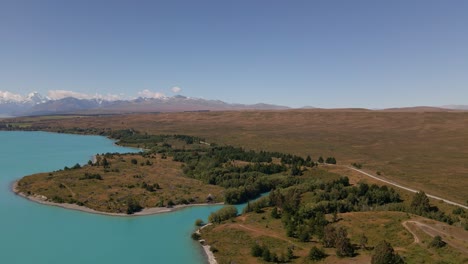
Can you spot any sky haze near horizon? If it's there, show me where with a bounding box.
[1,0,467,108]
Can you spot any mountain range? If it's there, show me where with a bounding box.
[0,92,289,116]
[1,91,467,117]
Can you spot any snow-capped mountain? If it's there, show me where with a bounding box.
[26,92,48,104]
[0,91,289,116]
[0,91,49,115]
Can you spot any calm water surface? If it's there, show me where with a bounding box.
[0,131,224,264]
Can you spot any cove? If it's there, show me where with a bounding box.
[0,131,224,264]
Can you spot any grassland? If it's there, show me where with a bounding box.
[4,110,468,263]
[16,153,224,214]
[200,208,468,264]
[3,110,468,204]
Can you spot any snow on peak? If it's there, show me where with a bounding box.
[27,91,47,104]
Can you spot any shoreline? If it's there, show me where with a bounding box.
[12,180,224,217]
[202,244,217,264]
[196,223,217,264]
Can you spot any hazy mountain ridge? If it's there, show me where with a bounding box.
[441,105,468,110]
[1,91,466,116]
[0,92,289,116]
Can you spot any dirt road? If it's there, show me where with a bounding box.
[345,166,468,210]
[402,220,468,254]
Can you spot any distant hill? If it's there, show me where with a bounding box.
[381,106,456,112]
[441,105,468,110]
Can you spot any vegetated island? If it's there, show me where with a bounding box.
[13,130,328,216]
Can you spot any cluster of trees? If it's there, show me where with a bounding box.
[409,191,456,224]
[371,240,404,264]
[141,182,160,192]
[308,246,326,261]
[224,184,268,204]
[63,163,82,171]
[126,198,143,214]
[80,173,103,180]
[322,226,354,257]
[173,146,315,204]
[251,243,294,263]
[428,235,446,248]
[109,130,200,148]
[243,196,270,214]
[261,178,401,246]
[92,155,113,167]
[242,185,457,262]
[104,129,207,150]
[208,206,238,224]
[316,156,337,164]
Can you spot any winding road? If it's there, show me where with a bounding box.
[345,166,468,210]
[402,220,468,254]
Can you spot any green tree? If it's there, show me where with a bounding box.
[322,225,337,247]
[251,243,263,257]
[308,246,326,261]
[191,232,201,240]
[335,227,354,257]
[359,233,368,250]
[298,225,310,242]
[194,219,204,226]
[126,198,143,214]
[286,247,294,260]
[336,236,354,257]
[290,164,302,176]
[102,157,110,168]
[411,191,431,214]
[262,247,271,262]
[318,156,324,163]
[429,235,446,248]
[208,206,238,224]
[271,207,280,219]
[371,240,404,264]
[167,199,175,207]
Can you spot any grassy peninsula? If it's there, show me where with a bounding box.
[14,131,329,215]
[15,152,224,214]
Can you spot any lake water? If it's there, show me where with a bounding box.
[0,131,225,264]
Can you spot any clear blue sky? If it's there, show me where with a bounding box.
[1,0,467,108]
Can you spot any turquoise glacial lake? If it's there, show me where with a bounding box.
[0,131,225,264]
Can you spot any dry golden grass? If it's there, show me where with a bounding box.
[6,109,468,203]
[201,210,468,264]
[17,153,224,213]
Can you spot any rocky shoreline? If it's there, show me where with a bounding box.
[196,223,217,264]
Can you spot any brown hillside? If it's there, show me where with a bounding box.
[5,110,468,204]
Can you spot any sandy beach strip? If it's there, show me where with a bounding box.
[202,245,217,264]
[196,223,217,264]
[11,180,223,217]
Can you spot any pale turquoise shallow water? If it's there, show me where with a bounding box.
[0,131,224,264]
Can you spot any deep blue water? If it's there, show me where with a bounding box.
[0,131,224,264]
